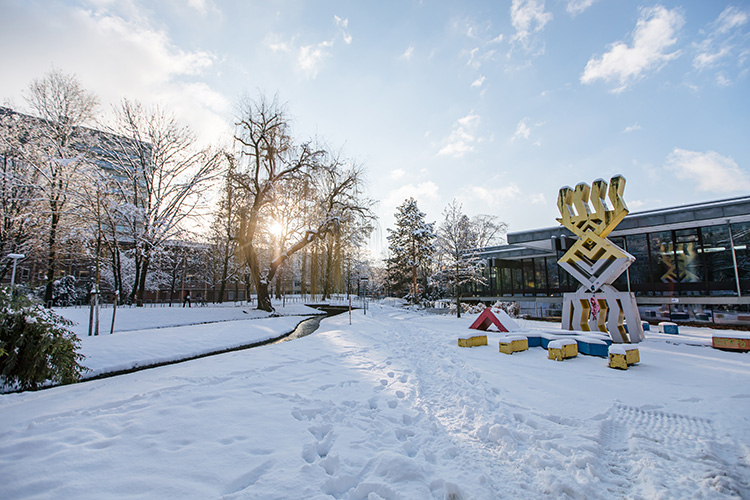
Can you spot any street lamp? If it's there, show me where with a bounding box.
[7,253,25,289]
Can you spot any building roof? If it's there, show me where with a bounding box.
[486,195,750,260]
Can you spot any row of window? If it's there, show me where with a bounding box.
[476,221,750,297]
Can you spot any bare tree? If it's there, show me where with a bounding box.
[0,108,40,281]
[471,213,507,248]
[105,100,221,305]
[22,69,98,306]
[436,200,486,318]
[232,96,375,311]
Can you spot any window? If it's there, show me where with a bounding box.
[674,229,703,284]
[535,258,547,295]
[701,224,736,295]
[546,256,560,295]
[624,234,650,294]
[650,231,676,295]
[731,222,750,295]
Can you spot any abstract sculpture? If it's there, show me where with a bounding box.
[556,175,644,343]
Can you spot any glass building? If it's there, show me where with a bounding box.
[469,196,750,325]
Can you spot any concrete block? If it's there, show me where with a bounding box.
[458,335,487,348]
[548,339,578,361]
[658,321,679,334]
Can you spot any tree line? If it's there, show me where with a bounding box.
[0,69,375,313]
[385,197,506,317]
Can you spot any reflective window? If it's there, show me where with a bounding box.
[701,224,736,295]
[674,229,703,283]
[650,231,676,295]
[535,258,547,295]
[546,256,560,295]
[523,259,535,295]
[625,233,651,294]
[731,222,750,294]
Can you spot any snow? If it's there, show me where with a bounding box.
[608,344,639,355]
[2,304,750,499]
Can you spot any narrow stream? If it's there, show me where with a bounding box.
[272,315,324,343]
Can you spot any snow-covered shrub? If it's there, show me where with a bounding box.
[491,301,519,318]
[448,301,487,315]
[53,275,88,306]
[0,288,86,391]
[35,275,88,306]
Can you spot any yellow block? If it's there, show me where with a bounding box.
[499,337,528,355]
[548,341,578,361]
[625,348,640,365]
[499,341,514,354]
[458,335,488,348]
[609,353,628,370]
[511,338,529,352]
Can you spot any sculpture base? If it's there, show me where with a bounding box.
[561,285,644,343]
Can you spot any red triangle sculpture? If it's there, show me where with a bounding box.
[469,308,509,332]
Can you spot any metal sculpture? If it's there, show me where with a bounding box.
[556,175,644,343]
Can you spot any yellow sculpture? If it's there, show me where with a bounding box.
[556,175,644,343]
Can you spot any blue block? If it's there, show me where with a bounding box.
[663,324,679,335]
[587,342,609,357]
[642,322,650,331]
[526,335,542,347]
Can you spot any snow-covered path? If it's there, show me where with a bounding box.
[1,305,749,499]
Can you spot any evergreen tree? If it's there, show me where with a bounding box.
[386,198,435,304]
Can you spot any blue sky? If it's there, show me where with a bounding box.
[1,0,749,257]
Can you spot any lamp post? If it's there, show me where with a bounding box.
[7,253,25,290]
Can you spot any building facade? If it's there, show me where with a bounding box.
[470,196,750,325]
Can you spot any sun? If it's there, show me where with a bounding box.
[269,221,284,237]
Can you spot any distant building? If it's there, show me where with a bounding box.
[470,196,750,325]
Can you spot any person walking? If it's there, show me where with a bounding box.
[183,291,191,307]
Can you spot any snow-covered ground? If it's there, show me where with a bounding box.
[2,303,749,499]
[60,303,324,377]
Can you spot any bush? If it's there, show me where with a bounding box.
[0,288,87,391]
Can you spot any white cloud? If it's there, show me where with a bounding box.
[512,119,531,141]
[530,193,546,204]
[566,0,598,17]
[334,15,352,44]
[298,41,333,78]
[510,0,552,43]
[714,5,749,34]
[390,169,406,180]
[665,148,750,193]
[438,113,482,158]
[692,6,749,85]
[464,184,522,206]
[511,118,544,142]
[400,45,415,61]
[0,3,229,144]
[471,76,486,88]
[581,6,684,93]
[383,182,440,213]
[623,123,642,133]
[266,34,293,53]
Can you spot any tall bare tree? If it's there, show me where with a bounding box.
[232,96,375,311]
[0,108,40,281]
[105,100,221,305]
[22,69,98,306]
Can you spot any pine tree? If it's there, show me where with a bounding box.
[386,198,436,304]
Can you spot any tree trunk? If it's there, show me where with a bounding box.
[218,245,230,303]
[411,264,418,304]
[43,212,60,307]
[136,255,150,306]
[456,262,461,318]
